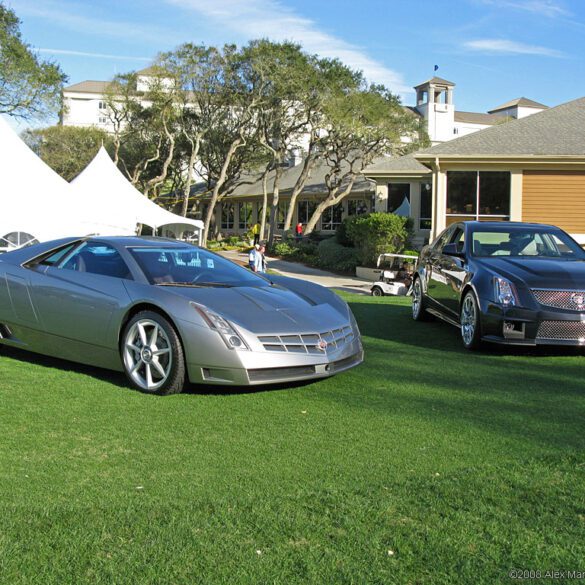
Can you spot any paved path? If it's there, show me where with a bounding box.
[218,249,371,295]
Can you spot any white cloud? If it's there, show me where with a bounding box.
[165,0,412,96]
[478,0,570,18]
[38,48,151,61]
[463,38,564,57]
[12,0,171,42]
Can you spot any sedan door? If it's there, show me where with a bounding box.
[426,225,467,317]
[30,242,132,347]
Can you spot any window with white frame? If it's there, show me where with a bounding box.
[98,101,107,110]
[277,201,286,230]
[297,200,317,224]
[347,199,368,216]
[221,202,235,229]
[321,203,343,231]
[237,202,253,229]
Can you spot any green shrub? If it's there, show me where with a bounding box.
[272,241,299,257]
[317,238,361,273]
[345,213,412,267]
[335,218,354,246]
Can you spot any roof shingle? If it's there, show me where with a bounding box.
[415,96,585,158]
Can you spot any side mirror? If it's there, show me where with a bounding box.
[442,243,465,258]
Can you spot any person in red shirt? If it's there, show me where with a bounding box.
[295,222,303,241]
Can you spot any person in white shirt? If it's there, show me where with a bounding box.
[249,243,267,272]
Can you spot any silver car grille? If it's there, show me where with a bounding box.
[532,289,585,311]
[536,320,585,341]
[258,325,354,355]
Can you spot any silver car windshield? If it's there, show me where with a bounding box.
[470,229,585,258]
[128,247,269,287]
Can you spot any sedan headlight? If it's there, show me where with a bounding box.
[191,303,249,350]
[349,309,361,336]
[494,277,518,307]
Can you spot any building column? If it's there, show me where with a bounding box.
[510,171,523,221]
[375,183,388,212]
[410,182,421,228]
[431,169,447,239]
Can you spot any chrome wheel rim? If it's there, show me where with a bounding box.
[412,280,422,318]
[461,295,476,346]
[123,319,172,391]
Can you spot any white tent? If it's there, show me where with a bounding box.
[70,147,203,242]
[0,116,75,247]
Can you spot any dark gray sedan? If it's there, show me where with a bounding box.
[412,221,585,349]
[0,237,363,394]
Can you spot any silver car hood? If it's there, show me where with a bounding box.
[166,284,349,334]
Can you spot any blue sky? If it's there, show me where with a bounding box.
[7,0,585,122]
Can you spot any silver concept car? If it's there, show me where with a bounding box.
[0,237,363,394]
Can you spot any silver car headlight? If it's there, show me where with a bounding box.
[191,303,250,350]
[494,277,518,307]
[349,309,361,336]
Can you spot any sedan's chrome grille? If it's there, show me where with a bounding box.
[258,325,354,354]
[532,289,585,311]
[537,320,585,340]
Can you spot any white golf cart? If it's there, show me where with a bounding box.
[370,253,418,297]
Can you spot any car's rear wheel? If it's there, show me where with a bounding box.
[412,277,430,321]
[121,311,186,395]
[371,286,384,297]
[460,291,482,350]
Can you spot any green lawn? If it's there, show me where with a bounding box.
[1,294,584,584]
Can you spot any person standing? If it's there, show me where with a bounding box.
[251,222,261,246]
[249,244,260,271]
[295,222,303,241]
[249,243,266,273]
[259,243,267,273]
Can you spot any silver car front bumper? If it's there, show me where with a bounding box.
[180,319,364,386]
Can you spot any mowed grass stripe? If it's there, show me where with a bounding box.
[0,294,584,584]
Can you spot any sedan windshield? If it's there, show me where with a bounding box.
[129,246,269,287]
[470,228,585,258]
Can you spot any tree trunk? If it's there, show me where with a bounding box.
[267,160,284,248]
[181,134,201,217]
[144,118,175,198]
[304,176,357,235]
[202,136,243,247]
[283,150,316,232]
[260,170,269,242]
[304,199,329,235]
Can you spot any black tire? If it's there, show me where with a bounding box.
[412,277,431,321]
[121,310,186,395]
[371,286,384,297]
[460,291,482,350]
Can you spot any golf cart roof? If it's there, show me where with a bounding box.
[377,253,418,266]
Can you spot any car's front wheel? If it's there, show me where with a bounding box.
[121,310,186,395]
[460,291,482,350]
[412,277,430,321]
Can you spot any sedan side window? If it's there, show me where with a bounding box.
[449,227,465,253]
[432,226,455,253]
[60,242,132,280]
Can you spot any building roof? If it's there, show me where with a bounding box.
[488,97,548,113]
[136,66,158,76]
[414,76,455,89]
[454,110,502,125]
[364,153,431,176]
[415,96,585,159]
[63,80,111,94]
